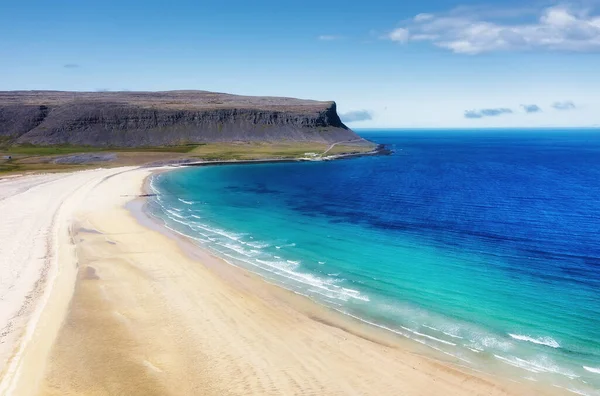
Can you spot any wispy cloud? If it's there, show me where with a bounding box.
[340,110,373,122]
[388,29,409,42]
[318,35,343,41]
[385,4,600,54]
[63,63,80,68]
[464,108,513,119]
[521,104,542,113]
[552,101,577,110]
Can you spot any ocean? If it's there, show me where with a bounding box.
[147,129,600,395]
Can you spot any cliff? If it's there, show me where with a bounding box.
[0,91,365,147]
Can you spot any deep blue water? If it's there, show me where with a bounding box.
[148,130,600,395]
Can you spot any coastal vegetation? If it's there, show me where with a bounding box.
[0,142,375,174]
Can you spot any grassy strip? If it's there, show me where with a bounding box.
[0,157,98,174]
[0,142,376,175]
[189,143,327,161]
[2,144,197,156]
[188,142,374,161]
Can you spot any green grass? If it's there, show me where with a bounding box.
[188,142,331,161]
[0,144,200,175]
[0,162,19,174]
[0,157,93,174]
[0,163,87,174]
[0,142,376,175]
[4,145,101,156]
[2,144,198,156]
[187,143,375,161]
[326,144,375,156]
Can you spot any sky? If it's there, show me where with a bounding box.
[1,0,599,128]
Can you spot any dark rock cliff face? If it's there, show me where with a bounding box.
[0,91,365,147]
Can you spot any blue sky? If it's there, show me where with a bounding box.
[1,0,599,127]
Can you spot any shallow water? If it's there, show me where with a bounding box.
[148,130,600,395]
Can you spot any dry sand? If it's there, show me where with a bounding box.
[0,168,137,395]
[0,167,559,395]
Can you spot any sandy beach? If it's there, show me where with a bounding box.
[0,167,559,395]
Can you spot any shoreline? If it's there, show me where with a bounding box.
[131,168,558,395]
[175,143,390,168]
[1,166,560,395]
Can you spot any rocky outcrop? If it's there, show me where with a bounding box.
[0,91,365,147]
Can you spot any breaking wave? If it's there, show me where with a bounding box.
[508,334,560,349]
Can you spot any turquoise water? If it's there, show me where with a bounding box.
[147,130,600,395]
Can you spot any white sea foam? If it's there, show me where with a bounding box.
[148,176,159,195]
[165,209,186,219]
[400,326,456,346]
[276,243,296,249]
[494,354,543,373]
[508,333,560,348]
[187,225,210,237]
[583,366,600,374]
[553,385,593,396]
[161,222,210,245]
[250,258,369,302]
[163,212,193,228]
[255,259,294,270]
[190,222,244,242]
[246,241,270,249]
[335,310,471,364]
[318,261,326,265]
[473,336,513,352]
[218,242,257,258]
[215,254,348,310]
[494,355,579,379]
[191,214,202,219]
[442,330,463,339]
[422,324,464,339]
[178,198,194,205]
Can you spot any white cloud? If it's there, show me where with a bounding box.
[386,4,600,54]
[464,108,513,118]
[339,110,373,122]
[388,28,409,43]
[414,13,434,22]
[318,35,343,41]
